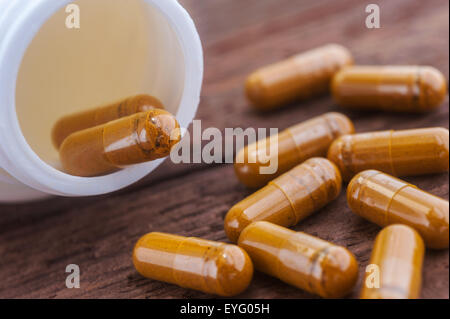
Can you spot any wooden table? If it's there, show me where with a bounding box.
[0,0,448,299]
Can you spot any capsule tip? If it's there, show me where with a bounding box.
[347,170,382,212]
[380,224,423,239]
[132,232,155,278]
[419,67,447,111]
[434,127,449,171]
[324,112,355,137]
[216,245,254,296]
[224,205,250,243]
[304,157,343,200]
[321,246,359,298]
[245,73,269,110]
[427,201,449,249]
[327,137,353,182]
[331,68,345,101]
[326,44,354,67]
[144,109,181,158]
[234,146,272,189]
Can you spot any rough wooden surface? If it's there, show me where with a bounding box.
[0,0,448,299]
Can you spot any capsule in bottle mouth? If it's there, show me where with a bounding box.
[51,94,165,149]
[59,109,181,177]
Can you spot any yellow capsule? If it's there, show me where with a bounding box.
[348,170,449,249]
[225,158,342,243]
[234,112,354,188]
[52,94,164,149]
[246,44,353,110]
[132,232,254,297]
[328,127,449,181]
[60,109,180,177]
[332,66,447,112]
[238,221,359,298]
[360,225,425,299]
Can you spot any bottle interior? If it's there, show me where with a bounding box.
[14,0,185,172]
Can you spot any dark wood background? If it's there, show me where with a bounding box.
[0,0,448,299]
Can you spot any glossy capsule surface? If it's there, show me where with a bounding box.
[133,232,254,297]
[234,112,354,188]
[328,127,449,181]
[360,225,425,299]
[246,44,353,110]
[52,94,164,149]
[332,66,447,113]
[348,170,449,249]
[238,221,359,298]
[226,158,342,243]
[60,109,180,177]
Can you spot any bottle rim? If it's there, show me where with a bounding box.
[0,0,203,197]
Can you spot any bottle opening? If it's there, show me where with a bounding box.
[15,0,186,172]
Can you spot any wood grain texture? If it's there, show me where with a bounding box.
[0,0,448,299]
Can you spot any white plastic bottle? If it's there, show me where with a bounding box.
[0,0,203,203]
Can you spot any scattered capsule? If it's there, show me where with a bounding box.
[332,66,447,113]
[360,225,425,299]
[347,170,449,249]
[60,109,180,177]
[133,232,254,297]
[238,221,359,298]
[246,44,353,110]
[52,94,164,149]
[234,112,354,188]
[225,158,342,243]
[328,127,449,181]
